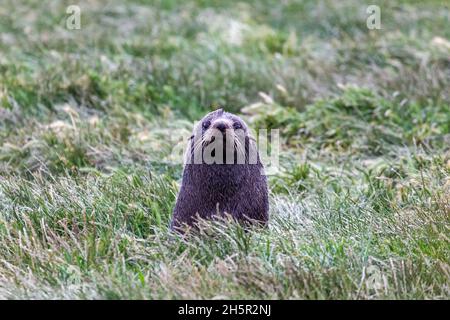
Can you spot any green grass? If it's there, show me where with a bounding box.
[0,0,449,299]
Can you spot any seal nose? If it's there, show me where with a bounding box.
[214,122,228,133]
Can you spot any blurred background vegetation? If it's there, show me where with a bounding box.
[0,0,449,299]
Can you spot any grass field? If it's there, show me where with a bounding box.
[0,0,449,299]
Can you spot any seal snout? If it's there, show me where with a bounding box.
[214,122,228,132]
[212,119,231,133]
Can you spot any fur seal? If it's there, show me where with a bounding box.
[170,108,269,232]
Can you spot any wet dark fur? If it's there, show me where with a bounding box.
[170,109,269,232]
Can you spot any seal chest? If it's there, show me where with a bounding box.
[170,109,269,232]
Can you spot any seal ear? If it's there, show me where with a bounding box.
[188,135,194,141]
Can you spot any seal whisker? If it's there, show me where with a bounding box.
[234,136,245,161]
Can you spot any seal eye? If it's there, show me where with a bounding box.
[233,122,242,130]
[202,120,211,130]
